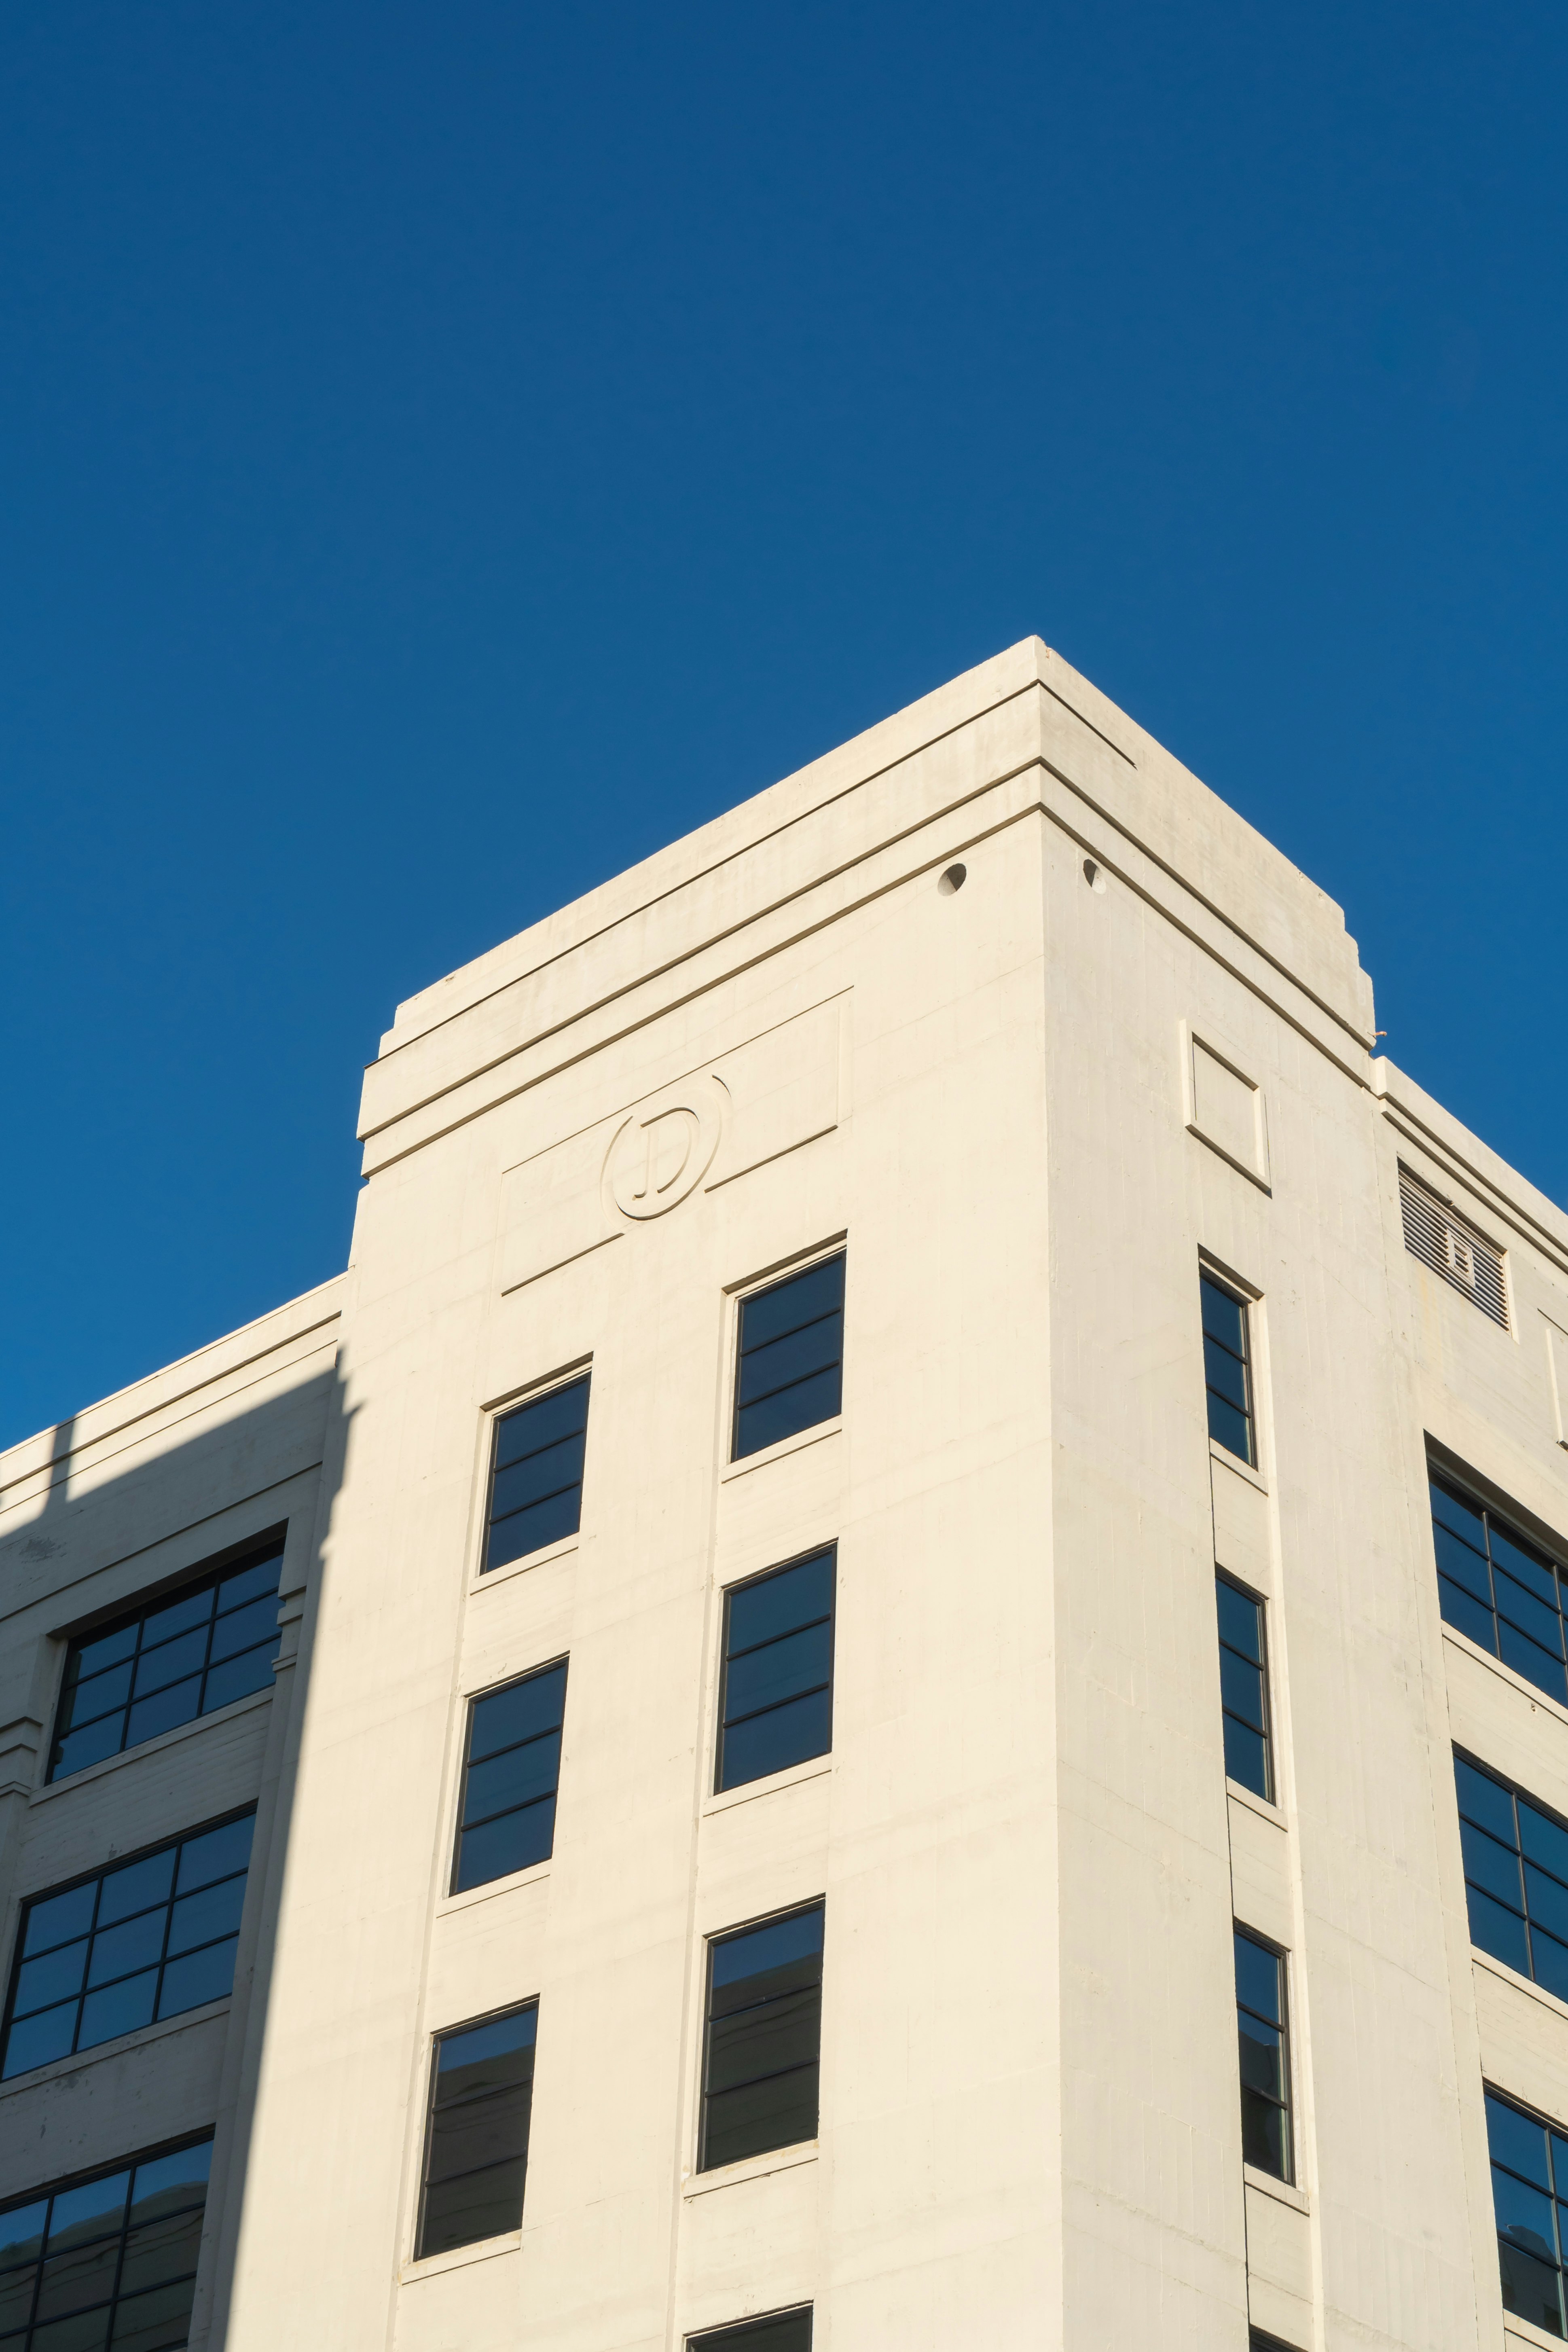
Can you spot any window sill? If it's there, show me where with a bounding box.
[1505,2314,1568,2352]
[1441,1623,1568,1734]
[1473,1945,1568,2030]
[0,1996,231,2096]
[436,1860,552,1918]
[399,2229,521,2284]
[1226,1778,1288,1831]
[28,1686,274,1807]
[683,2142,818,2199]
[704,1758,832,1818]
[1244,2164,1308,2216]
[468,1537,578,1598]
[721,1420,842,1485]
[1210,1439,1268,1495]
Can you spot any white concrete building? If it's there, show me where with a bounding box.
[3,639,1568,2352]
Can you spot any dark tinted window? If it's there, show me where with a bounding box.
[485,1378,590,1572]
[1201,1274,1256,1465]
[689,2312,813,2352]
[418,2005,537,2259]
[1432,1477,1568,1710]
[1217,1575,1272,1802]
[734,1257,844,1461]
[1487,2087,1568,2335]
[3,1815,254,2081]
[1234,1927,1291,2182]
[717,1552,834,1793]
[50,1546,284,1782]
[0,2134,211,2352]
[453,1663,567,1893]
[1455,1753,1568,2004]
[700,1904,824,2172]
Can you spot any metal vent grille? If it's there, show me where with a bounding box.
[1399,1165,1509,1329]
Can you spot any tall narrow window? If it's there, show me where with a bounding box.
[484,1377,590,1573]
[717,1550,834,1793]
[733,1255,845,1460]
[417,2004,537,2259]
[1201,1272,1256,1466]
[1486,2087,1568,2334]
[1454,1753,1568,2003]
[50,1543,284,1781]
[1430,1476,1568,1709]
[1216,1574,1272,1802]
[689,2312,813,2352]
[0,2135,212,2352]
[3,1814,255,2080]
[452,1662,567,1893]
[1234,1927,1291,2182]
[700,1903,824,2172]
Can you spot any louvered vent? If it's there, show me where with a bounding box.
[1399,1165,1509,1329]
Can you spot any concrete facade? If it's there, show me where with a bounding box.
[3,637,1567,2350]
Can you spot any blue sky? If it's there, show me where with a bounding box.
[4,0,1564,1448]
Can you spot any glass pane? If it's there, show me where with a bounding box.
[419,2157,526,2258]
[1437,1577,1498,1653]
[1205,1391,1253,1463]
[493,1378,590,1471]
[52,1718,127,1781]
[1491,1526,1560,1607]
[125,1679,203,1749]
[131,1629,209,1699]
[215,1555,282,1614]
[61,1662,135,1731]
[1497,1619,1568,1706]
[2,2000,78,2078]
[468,1668,567,1764]
[1528,1865,1568,1944]
[736,1321,842,1411]
[108,2274,200,2352]
[463,1737,560,1827]
[166,1876,247,1958]
[1433,1523,1493,1602]
[0,2202,48,2270]
[736,1368,843,1460]
[1498,2235,1565,2334]
[34,2240,118,2322]
[739,1259,844,1356]
[484,1485,582,1571]
[703,2064,819,2170]
[1488,2092,1552,2187]
[1233,1934,1281,2026]
[1240,2085,1289,2177]
[1221,1713,1270,1801]
[176,1817,254,1895]
[725,1624,832,1723]
[455,1799,556,1892]
[489,1433,586,1524]
[1460,1819,1524,1911]
[1522,1802,1568,1884]
[1531,1924,1568,2006]
[128,2146,211,2230]
[156,1938,239,2018]
[206,1594,279,1665]
[1202,1333,1249,1414]
[1455,1758,1517,1844]
[711,1910,825,2011]
[690,2318,813,2352]
[70,1624,139,1679]
[728,1554,834,1654]
[1215,1579,1262,1662]
[23,1887,97,1960]
[1494,1572,1565,1658]
[47,2176,129,2254]
[706,1987,822,2094]
[1238,2017,1284,2103]
[719,1688,832,1792]
[1430,1480,1487,1544]
[77,1972,159,2051]
[96,1852,176,1929]
[0,2262,37,2335]
[1200,1277,1246,1354]
[30,2299,114,2350]
[140,1590,213,1645]
[87,1914,165,1990]
[1466,1887,1531,1976]
[435,2007,538,2089]
[200,1644,277,1713]
[1494,2169,1560,2262]
[1218,1647,1266,1734]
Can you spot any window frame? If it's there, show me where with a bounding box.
[1216,1570,1274,1804]
[698,1899,826,2175]
[1429,1467,1568,1711]
[0,2129,214,2352]
[449,1657,569,1897]
[478,1368,592,1578]
[0,1806,258,2082]
[46,1535,287,1785]
[1454,1747,1568,2002]
[415,1998,539,2263]
[1485,2080,1568,2335]
[1234,1922,1293,2185]
[1199,1264,1259,1469]
[729,1246,847,1465]
[686,2310,814,2352]
[714,1547,836,1796]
